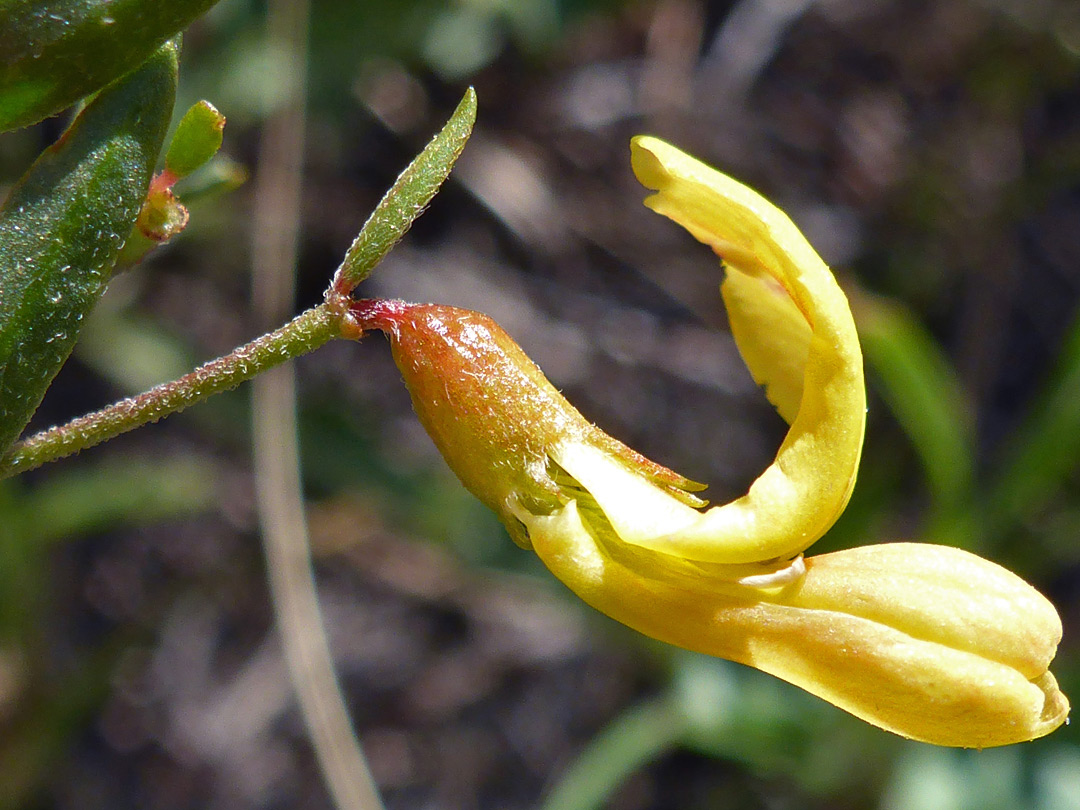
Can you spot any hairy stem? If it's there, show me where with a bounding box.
[0,303,343,479]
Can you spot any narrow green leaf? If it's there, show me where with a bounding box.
[856,293,978,543]
[0,41,177,453]
[0,0,218,131]
[333,87,478,293]
[539,697,684,810]
[987,308,1080,530]
[12,455,216,543]
[165,99,225,178]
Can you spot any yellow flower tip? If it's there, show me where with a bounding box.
[526,515,1069,747]
[780,544,1069,746]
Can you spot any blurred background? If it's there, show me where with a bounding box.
[3,0,1080,807]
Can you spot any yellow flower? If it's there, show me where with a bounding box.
[350,137,1068,747]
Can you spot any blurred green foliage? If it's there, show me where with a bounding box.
[0,457,218,809]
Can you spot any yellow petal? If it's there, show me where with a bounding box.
[783,543,1062,679]
[615,136,865,563]
[721,264,811,423]
[524,508,1068,747]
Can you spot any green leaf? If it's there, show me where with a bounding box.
[539,697,683,810]
[987,308,1080,532]
[0,0,218,131]
[165,99,225,178]
[333,86,478,293]
[856,293,978,545]
[0,41,177,454]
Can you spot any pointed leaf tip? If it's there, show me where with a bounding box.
[332,87,478,293]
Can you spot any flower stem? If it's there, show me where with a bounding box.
[0,302,343,479]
